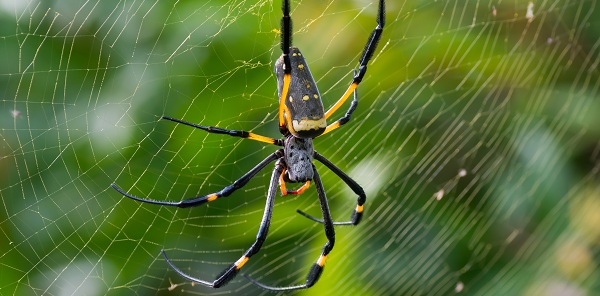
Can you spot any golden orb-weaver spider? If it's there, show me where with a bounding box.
[112,0,385,291]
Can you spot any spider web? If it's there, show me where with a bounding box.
[1,0,600,295]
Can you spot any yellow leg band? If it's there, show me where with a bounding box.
[235,256,249,269]
[322,121,341,136]
[247,133,277,144]
[207,194,218,202]
[279,74,291,127]
[325,83,357,119]
[317,254,328,267]
[279,169,288,195]
[356,205,364,213]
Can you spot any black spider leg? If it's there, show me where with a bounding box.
[162,159,285,288]
[323,0,385,121]
[245,164,335,291]
[111,150,283,208]
[297,152,366,225]
[278,0,293,134]
[162,116,283,146]
[280,0,292,72]
[354,0,385,84]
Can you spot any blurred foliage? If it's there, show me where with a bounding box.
[1,0,600,295]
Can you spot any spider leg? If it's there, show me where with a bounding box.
[112,150,283,208]
[323,0,385,120]
[245,164,335,291]
[162,116,283,146]
[296,151,366,225]
[162,160,285,288]
[320,77,358,136]
[278,0,292,134]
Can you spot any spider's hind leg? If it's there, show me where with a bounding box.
[296,152,366,226]
[244,164,335,291]
[162,159,285,288]
[320,71,359,136]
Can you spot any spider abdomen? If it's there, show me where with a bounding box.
[275,47,326,138]
[284,136,314,182]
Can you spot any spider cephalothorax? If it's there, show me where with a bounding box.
[283,135,314,182]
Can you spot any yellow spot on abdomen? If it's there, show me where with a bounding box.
[289,96,294,102]
[298,64,304,69]
[302,95,309,101]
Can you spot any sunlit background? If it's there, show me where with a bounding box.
[1,0,599,295]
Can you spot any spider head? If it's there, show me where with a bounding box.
[283,136,314,182]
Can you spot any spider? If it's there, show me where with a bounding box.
[112,0,384,291]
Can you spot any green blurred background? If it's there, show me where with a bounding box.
[1,0,600,295]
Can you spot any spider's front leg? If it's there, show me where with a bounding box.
[321,0,385,134]
[161,116,283,146]
[320,70,359,136]
[162,159,285,288]
[112,150,283,208]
